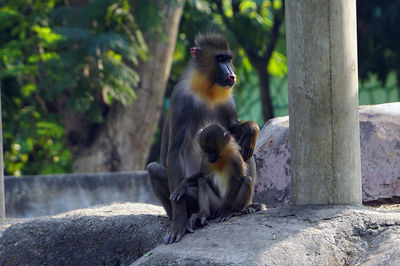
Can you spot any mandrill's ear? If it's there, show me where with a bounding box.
[190,47,201,58]
[223,131,231,141]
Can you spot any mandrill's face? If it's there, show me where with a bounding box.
[214,52,236,87]
[198,124,230,163]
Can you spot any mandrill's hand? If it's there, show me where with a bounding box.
[230,121,259,161]
[236,134,254,161]
[164,219,194,244]
[169,183,187,202]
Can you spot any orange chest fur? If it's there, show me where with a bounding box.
[211,157,229,173]
[209,144,236,174]
[190,70,232,107]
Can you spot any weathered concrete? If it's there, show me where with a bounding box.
[286,0,361,205]
[5,171,158,218]
[1,203,400,265]
[254,103,400,205]
[0,203,168,265]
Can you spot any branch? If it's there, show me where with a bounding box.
[215,0,265,68]
[263,2,285,63]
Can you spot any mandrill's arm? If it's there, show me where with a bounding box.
[164,100,196,244]
[170,160,212,202]
[230,121,260,161]
[169,171,203,202]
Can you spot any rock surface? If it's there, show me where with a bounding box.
[253,116,291,206]
[359,104,400,202]
[133,205,400,265]
[0,203,168,265]
[1,203,400,265]
[254,102,400,205]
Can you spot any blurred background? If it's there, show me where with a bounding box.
[1,0,399,177]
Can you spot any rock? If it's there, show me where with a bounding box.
[359,104,400,202]
[1,203,400,265]
[0,203,169,266]
[133,206,400,265]
[254,102,400,205]
[253,117,291,206]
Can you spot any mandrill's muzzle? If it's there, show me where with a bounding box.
[224,74,236,87]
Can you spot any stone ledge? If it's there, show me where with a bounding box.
[133,205,400,265]
[2,203,400,265]
[0,203,168,265]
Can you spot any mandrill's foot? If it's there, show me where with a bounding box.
[164,222,194,244]
[215,211,241,223]
[199,213,208,226]
[189,212,208,228]
[215,203,266,223]
[242,203,267,214]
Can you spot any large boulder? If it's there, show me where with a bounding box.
[0,203,168,265]
[359,103,400,202]
[254,102,400,205]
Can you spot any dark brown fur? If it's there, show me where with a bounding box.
[170,124,246,223]
[170,124,264,226]
[147,34,261,244]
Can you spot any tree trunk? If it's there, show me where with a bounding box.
[256,67,274,121]
[215,0,283,123]
[72,0,184,172]
[0,86,5,218]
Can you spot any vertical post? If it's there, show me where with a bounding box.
[0,84,5,217]
[286,0,361,205]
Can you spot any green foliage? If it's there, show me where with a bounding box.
[0,0,148,175]
[2,84,72,175]
[357,1,400,87]
[359,73,399,105]
[132,0,164,36]
[169,0,287,126]
[2,0,399,175]
[357,1,400,104]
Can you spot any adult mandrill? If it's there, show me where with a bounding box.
[147,34,260,244]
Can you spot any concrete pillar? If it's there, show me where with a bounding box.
[286,0,362,205]
[0,86,4,218]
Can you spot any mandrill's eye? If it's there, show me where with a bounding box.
[216,53,233,63]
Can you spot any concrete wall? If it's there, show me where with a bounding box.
[5,171,158,218]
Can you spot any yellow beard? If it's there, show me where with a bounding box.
[190,70,233,108]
